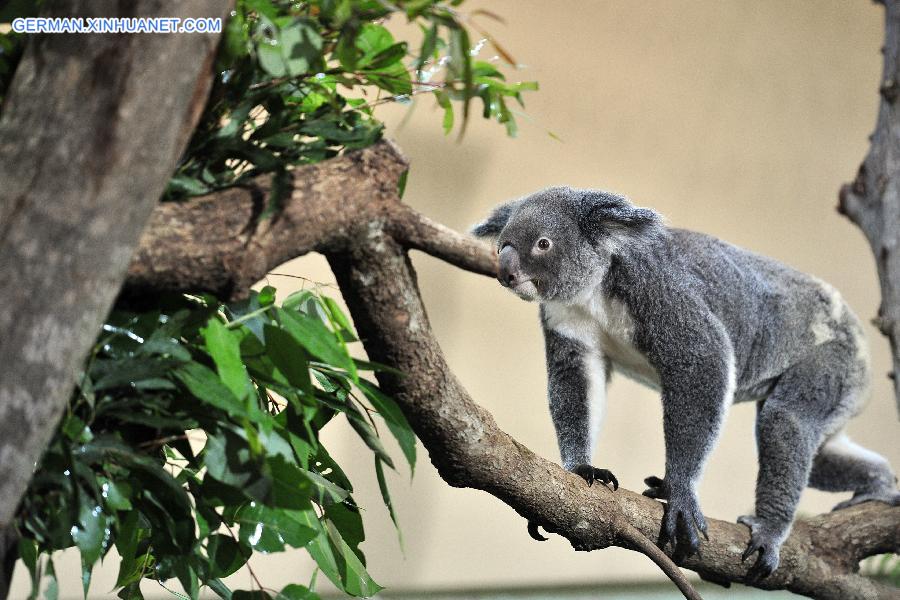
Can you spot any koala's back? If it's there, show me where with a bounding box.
[663,228,869,402]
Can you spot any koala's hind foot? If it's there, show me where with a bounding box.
[808,431,900,511]
[737,514,785,581]
[571,464,619,490]
[832,488,900,511]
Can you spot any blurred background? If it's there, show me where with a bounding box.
[10,0,896,597]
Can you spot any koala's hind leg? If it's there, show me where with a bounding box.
[738,359,841,579]
[809,431,900,510]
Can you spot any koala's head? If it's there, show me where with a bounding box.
[471,186,662,303]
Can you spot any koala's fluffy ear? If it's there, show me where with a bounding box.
[577,190,661,240]
[470,200,524,238]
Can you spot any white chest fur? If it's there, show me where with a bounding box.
[542,291,661,389]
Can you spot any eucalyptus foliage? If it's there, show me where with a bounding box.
[18,288,413,600]
[166,0,537,198]
[2,0,535,598]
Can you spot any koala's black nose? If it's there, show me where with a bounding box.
[498,245,521,287]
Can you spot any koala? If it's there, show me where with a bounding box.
[472,186,900,578]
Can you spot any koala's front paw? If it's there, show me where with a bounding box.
[657,486,708,562]
[571,464,619,490]
[737,514,782,580]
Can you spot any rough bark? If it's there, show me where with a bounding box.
[0,0,230,529]
[125,140,494,298]
[840,0,900,416]
[123,140,900,600]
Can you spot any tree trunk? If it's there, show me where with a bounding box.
[0,0,230,528]
[840,0,900,416]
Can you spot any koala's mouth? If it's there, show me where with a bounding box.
[510,280,539,301]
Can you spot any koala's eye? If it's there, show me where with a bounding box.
[536,238,552,252]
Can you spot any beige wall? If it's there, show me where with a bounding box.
[12,1,898,597]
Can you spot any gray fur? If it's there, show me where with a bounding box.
[473,186,900,576]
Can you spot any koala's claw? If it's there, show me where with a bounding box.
[571,464,618,490]
[642,475,669,500]
[656,488,707,561]
[737,515,780,580]
[526,520,548,541]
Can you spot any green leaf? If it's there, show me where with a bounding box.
[203,317,252,401]
[72,499,107,569]
[208,579,233,600]
[267,456,314,509]
[449,26,473,135]
[100,479,132,511]
[257,18,322,77]
[356,24,394,60]
[43,558,58,600]
[323,501,364,558]
[114,511,145,588]
[204,430,264,490]
[281,19,323,76]
[117,582,143,600]
[282,290,313,312]
[258,41,287,77]
[138,331,192,361]
[80,556,93,600]
[174,560,200,600]
[357,380,416,471]
[219,8,248,68]
[295,513,342,593]
[435,89,454,135]
[276,584,320,600]
[342,401,394,469]
[323,520,382,597]
[167,174,211,197]
[301,468,350,505]
[258,285,277,306]
[18,538,38,599]
[92,356,181,391]
[174,362,251,419]
[366,42,407,70]
[375,458,403,546]
[245,0,278,20]
[414,23,438,72]
[263,324,313,396]
[277,309,355,376]
[396,169,409,199]
[207,534,252,578]
[320,296,356,342]
[236,503,317,552]
[62,416,91,442]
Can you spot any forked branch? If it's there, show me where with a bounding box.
[128,140,900,600]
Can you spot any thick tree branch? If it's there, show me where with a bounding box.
[839,0,900,415]
[128,140,900,600]
[126,140,496,298]
[0,0,231,535]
